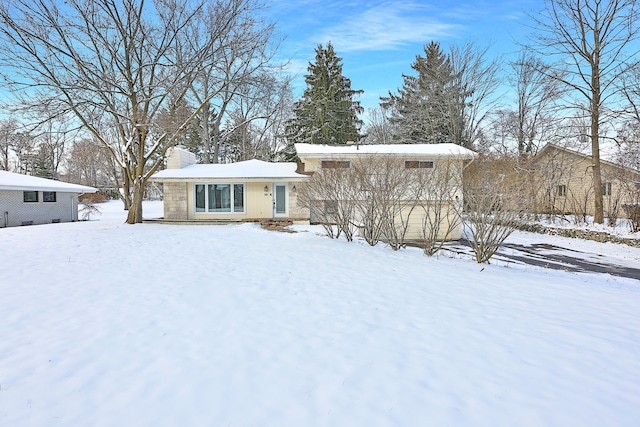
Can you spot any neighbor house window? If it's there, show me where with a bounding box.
[321,160,350,169]
[43,191,57,202]
[556,185,567,197]
[195,183,245,213]
[405,160,434,169]
[601,182,612,196]
[23,191,38,202]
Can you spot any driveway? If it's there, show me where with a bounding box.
[443,240,640,281]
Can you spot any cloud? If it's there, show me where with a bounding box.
[314,1,463,52]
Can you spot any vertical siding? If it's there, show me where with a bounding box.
[0,190,78,227]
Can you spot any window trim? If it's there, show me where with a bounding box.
[194,182,246,214]
[23,191,39,203]
[405,160,434,169]
[43,191,57,202]
[321,160,351,169]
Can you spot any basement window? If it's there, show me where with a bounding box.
[405,160,434,169]
[556,185,567,197]
[43,191,57,202]
[23,191,38,202]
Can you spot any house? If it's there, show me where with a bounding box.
[294,142,477,240]
[530,143,640,219]
[149,147,309,222]
[0,170,97,227]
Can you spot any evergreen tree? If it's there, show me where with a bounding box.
[382,41,467,145]
[284,43,363,156]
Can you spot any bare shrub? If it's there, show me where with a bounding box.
[297,168,357,241]
[351,157,419,249]
[463,155,528,263]
[415,160,464,256]
[79,201,102,221]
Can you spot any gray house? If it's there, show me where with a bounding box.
[0,170,97,227]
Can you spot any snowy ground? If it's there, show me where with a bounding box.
[1,201,639,426]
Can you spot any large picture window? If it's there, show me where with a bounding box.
[195,183,245,213]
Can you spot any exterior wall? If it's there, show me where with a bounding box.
[162,179,310,221]
[163,182,189,220]
[298,154,466,241]
[532,147,640,218]
[0,190,78,227]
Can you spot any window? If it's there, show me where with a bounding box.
[43,191,57,202]
[556,185,567,197]
[195,183,244,213]
[321,160,350,169]
[405,160,434,169]
[324,200,338,215]
[601,182,612,196]
[23,191,38,202]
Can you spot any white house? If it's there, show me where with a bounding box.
[0,170,97,227]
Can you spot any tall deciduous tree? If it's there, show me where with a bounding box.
[285,42,363,153]
[0,0,273,223]
[528,0,640,224]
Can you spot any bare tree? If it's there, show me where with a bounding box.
[448,42,503,148]
[527,0,640,224]
[362,106,396,145]
[188,2,280,164]
[0,0,275,223]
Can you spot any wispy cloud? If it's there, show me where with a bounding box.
[314,1,463,52]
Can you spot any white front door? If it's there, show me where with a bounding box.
[273,183,287,218]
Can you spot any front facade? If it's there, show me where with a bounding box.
[531,144,640,219]
[295,142,477,240]
[0,170,97,227]
[150,147,309,222]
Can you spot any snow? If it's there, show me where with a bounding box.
[294,142,477,158]
[0,170,97,193]
[151,159,307,180]
[1,200,639,426]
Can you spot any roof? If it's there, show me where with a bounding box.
[535,143,640,173]
[150,159,308,181]
[294,143,477,159]
[0,170,98,193]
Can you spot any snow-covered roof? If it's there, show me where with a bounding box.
[0,170,98,193]
[151,159,308,180]
[294,143,477,159]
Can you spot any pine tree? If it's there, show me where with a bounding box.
[382,41,467,145]
[284,43,363,156]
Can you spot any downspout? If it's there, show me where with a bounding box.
[2,211,7,228]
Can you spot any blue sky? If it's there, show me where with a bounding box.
[266,0,541,112]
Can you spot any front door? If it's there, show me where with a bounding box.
[273,183,287,218]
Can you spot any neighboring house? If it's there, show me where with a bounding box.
[294,142,477,240]
[0,170,97,227]
[530,143,640,219]
[149,147,309,222]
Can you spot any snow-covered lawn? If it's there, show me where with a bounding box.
[1,201,639,426]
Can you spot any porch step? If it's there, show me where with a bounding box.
[260,219,295,232]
